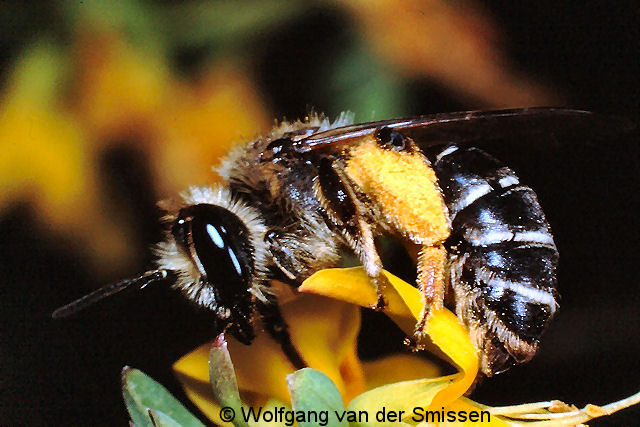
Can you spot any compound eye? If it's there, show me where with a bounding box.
[173,204,253,300]
[376,126,406,151]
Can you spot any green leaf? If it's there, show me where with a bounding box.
[147,409,182,427]
[122,366,205,427]
[326,44,408,121]
[287,368,347,427]
[346,377,453,426]
[208,334,248,427]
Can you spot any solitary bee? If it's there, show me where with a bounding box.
[54,108,624,376]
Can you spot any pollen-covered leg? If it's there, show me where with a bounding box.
[415,245,447,339]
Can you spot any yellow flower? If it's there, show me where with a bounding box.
[174,267,640,425]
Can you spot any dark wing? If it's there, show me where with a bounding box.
[294,108,633,153]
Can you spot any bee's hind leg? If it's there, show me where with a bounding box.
[414,245,448,341]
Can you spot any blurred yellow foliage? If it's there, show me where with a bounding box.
[0,42,110,254]
[152,63,271,194]
[73,29,271,196]
[74,31,169,139]
[0,46,88,225]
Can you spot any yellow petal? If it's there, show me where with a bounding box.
[177,268,479,423]
[425,309,479,410]
[348,376,452,425]
[362,354,441,391]
[300,267,424,338]
[302,267,479,409]
[299,267,420,319]
[172,348,227,425]
[283,294,365,401]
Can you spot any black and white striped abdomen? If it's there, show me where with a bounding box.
[432,144,559,372]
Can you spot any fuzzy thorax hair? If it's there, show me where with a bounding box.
[154,114,357,317]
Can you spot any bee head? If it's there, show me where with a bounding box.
[155,187,269,345]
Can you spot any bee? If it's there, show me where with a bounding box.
[53,108,626,376]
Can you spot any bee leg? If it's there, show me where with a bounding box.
[315,156,389,309]
[414,245,447,340]
[257,298,307,370]
[356,218,390,310]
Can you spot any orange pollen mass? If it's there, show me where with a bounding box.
[345,139,450,245]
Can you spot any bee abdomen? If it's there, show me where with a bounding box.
[461,243,558,339]
[433,144,558,373]
[433,145,522,221]
[434,144,557,254]
[447,183,559,339]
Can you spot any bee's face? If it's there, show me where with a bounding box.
[153,187,270,344]
[171,204,255,340]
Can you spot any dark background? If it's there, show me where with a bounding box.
[2,1,638,425]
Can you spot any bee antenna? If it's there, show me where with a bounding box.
[52,269,171,319]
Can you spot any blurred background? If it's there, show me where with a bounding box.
[1,0,637,425]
